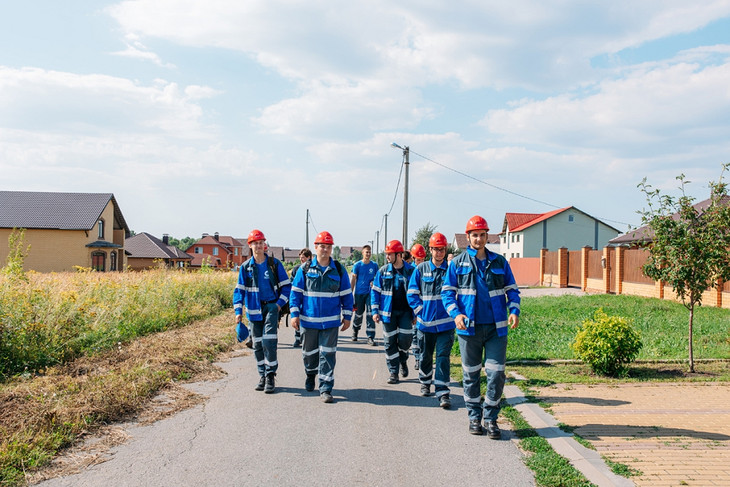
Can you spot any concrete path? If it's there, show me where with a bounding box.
[37,325,535,487]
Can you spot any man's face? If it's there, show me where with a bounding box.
[251,240,266,255]
[430,246,446,265]
[363,247,372,260]
[386,252,401,264]
[316,243,332,261]
[468,230,487,250]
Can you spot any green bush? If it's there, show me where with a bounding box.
[571,308,642,377]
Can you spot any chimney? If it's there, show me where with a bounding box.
[202,233,209,238]
[214,232,220,241]
[162,234,169,245]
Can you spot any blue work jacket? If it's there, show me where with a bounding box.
[371,261,415,323]
[233,255,291,322]
[289,257,353,329]
[407,260,456,333]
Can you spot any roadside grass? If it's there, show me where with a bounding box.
[0,269,236,380]
[0,309,240,486]
[509,293,730,361]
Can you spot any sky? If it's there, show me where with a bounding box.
[1,1,730,250]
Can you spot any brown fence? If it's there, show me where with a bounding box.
[509,257,540,286]
[539,246,730,308]
[623,249,653,284]
[587,250,602,279]
[544,251,558,275]
[567,251,582,287]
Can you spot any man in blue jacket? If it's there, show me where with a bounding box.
[372,239,416,384]
[407,232,455,409]
[290,231,353,403]
[442,216,520,438]
[350,244,378,345]
[234,229,291,394]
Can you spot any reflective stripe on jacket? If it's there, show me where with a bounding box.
[441,247,520,337]
[289,256,354,329]
[371,261,415,323]
[407,260,456,333]
[233,255,291,322]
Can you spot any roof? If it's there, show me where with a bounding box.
[503,206,621,234]
[187,235,232,254]
[610,195,730,245]
[0,190,130,235]
[126,232,192,260]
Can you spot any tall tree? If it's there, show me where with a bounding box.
[638,164,730,372]
[411,222,456,261]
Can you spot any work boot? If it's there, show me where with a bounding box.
[367,337,375,346]
[420,384,431,396]
[321,391,334,403]
[255,375,266,391]
[352,329,358,342]
[485,420,501,440]
[469,419,483,435]
[292,338,301,348]
[387,373,399,384]
[439,395,451,409]
[400,362,409,378]
[264,373,276,394]
[305,374,316,392]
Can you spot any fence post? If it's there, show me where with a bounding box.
[539,248,547,286]
[581,246,590,291]
[602,247,610,294]
[615,246,624,295]
[558,247,568,288]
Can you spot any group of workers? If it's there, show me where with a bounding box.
[233,215,521,437]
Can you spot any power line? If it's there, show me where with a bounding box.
[386,157,405,216]
[409,149,632,227]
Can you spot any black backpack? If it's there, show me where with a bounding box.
[267,256,290,317]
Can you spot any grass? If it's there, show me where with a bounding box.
[0,311,240,487]
[509,294,730,361]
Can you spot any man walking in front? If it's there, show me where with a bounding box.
[350,244,378,345]
[372,240,416,384]
[442,216,520,438]
[234,229,291,394]
[407,232,455,409]
[290,231,353,403]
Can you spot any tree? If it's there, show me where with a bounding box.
[168,236,197,251]
[412,222,438,260]
[638,164,730,372]
[333,246,341,260]
[349,249,363,264]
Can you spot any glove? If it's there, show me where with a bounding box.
[236,322,250,343]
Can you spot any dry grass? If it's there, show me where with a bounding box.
[0,309,245,486]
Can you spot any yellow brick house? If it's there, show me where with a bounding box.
[0,191,131,272]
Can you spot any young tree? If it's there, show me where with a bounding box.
[638,164,730,372]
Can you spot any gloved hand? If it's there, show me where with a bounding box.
[236,322,250,343]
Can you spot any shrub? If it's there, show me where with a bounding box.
[571,308,642,377]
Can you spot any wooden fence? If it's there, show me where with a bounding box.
[539,246,730,309]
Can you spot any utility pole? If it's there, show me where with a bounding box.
[375,230,380,265]
[402,145,409,248]
[384,213,388,248]
[306,209,310,249]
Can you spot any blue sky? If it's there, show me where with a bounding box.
[2,1,729,249]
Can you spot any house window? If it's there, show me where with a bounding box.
[516,234,520,242]
[92,251,106,272]
[511,235,514,243]
[213,247,219,256]
[510,253,514,258]
[195,247,202,254]
[110,251,117,271]
[97,219,105,239]
[234,248,239,256]
[568,215,574,222]
[516,253,520,258]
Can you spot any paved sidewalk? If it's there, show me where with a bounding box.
[533,382,730,487]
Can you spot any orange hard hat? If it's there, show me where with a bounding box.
[410,243,426,259]
[247,229,266,244]
[385,239,405,254]
[465,215,489,233]
[429,232,448,248]
[314,231,335,245]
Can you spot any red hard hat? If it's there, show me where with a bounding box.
[385,239,404,254]
[410,243,426,259]
[247,229,266,244]
[465,215,489,233]
[429,232,448,248]
[314,231,335,245]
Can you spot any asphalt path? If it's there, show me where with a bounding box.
[38,324,535,487]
